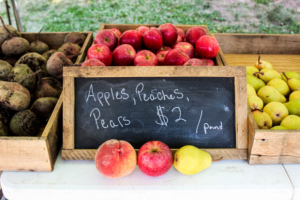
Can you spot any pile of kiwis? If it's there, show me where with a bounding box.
[0,16,87,137]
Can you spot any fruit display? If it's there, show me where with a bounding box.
[84,23,219,67]
[247,56,300,130]
[0,16,86,137]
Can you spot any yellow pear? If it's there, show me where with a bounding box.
[257,86,286,105]
[248,95,263,111]
[174,145,211,175]
[284,99,300,116]
[283,72,300,91]
[252,110,272,129]
[257,69,281,83]
[289,91,300,101]
[267,78,290,97]
[263,102,289,125]
[281,71,300,82]
[247,75,265,92]
[280,115,300,130]
[246,66,259,76]
[271,126,287,130]
[254,55,273,70]
[247,84,256,98]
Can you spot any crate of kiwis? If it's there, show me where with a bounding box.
[0,16,93,171]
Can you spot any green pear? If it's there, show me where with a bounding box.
[254,55,273,70]
[263,102,289,125]
[280,115,300,130]
[246,66,259,76]
[247,84,256,98]
[271,126,287,130]
[281,71,300,82]
[267,78,290,96]
[283,72,300,91]
[248,95,263,111]
[289,91,300,101]
[247,75,265,92]
[284,99,300,116]
[252,110,272,129]
[257,69,281,83]
[257,86,287,104]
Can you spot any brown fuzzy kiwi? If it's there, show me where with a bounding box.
[0,60,13,81]
[42,49,57,61]
[29,27,49,54]
[34,77,62,99]
[0,17,29,56]
[0,24,21,47]
[46,52,74,79]
[15,52,48,77]
[8,64,36,92]
[64,32,86,46]
[9,109,39,136]
[30,97,58,123]
[58,42,81,61]
[0,81,31,111]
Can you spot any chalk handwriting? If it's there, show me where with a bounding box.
[155,105,168,126]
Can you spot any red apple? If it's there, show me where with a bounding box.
[138,141,173,177]
[156,46,172,54]
[143,28,163,51]
[158,23,178,47]
[176,28,186,41]
[94,30,118,51]
[119,30,142,51]
[183,58,204,66]
[134,50,158,66]
[87,44,112,66]
[186,27,207,46]
[164,49,190,66]
[195,35,219,58]
[81,59,106,67]
[173,42,194,58]
[111,28,122,38]
[112,44,136,66]
[136,61,155,66]
[156,51,168,66]
[95,139,136,179]
[136,26,149,36]
[176,35,182,44]
[199,58,215,66]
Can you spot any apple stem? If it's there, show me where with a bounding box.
[258,55,261,64]
[212,157,223,162]
[282,72,289,80]
[0,16,14,39]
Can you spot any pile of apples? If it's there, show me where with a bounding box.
[95,139,212,179]
[247,56,300,130]
[83,23,220,67]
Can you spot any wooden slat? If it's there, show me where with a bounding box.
[214,33,300,54]
[236,76,248,149]
[63,78,75,150]
[62,149,247,160]
[63,66,245,78]
[75,32,93,64]
[249,155,300,165]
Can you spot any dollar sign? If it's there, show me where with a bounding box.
[155,105,168,126]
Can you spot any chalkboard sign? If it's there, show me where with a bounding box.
[62,66,247,160]
[75,77,235,149]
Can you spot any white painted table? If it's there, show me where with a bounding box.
[284,164,300,200]
[0,150,295,200]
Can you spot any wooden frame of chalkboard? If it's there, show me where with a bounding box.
[62,66,247,160]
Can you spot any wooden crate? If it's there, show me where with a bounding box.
[96,24,227,66]
[0,31,93,171]
[214,33,300,164]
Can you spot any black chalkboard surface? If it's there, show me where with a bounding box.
[74,77,236,149]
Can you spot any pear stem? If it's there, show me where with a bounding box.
[18,70,42,84]
[253,72,260,77]
[36,27,44,41]
[282,72,289,80]
[212,157,223,162]
[0,16,14,39]
[258,55,261,64]
[69,52,82,59]
[253,109,263,113]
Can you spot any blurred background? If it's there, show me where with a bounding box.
[0,0,300,34]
